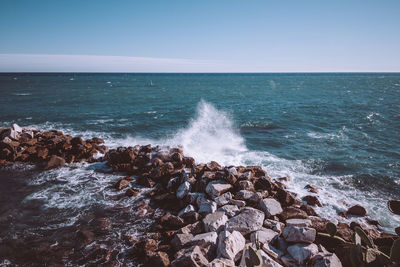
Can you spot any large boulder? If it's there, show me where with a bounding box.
[250,228,279,245]
[302,195,322,207]
[205,180,232,199]
[282,226,316,243]
[217,230,246,261]
[287,243,319,264]
[259,198,283,217]
[203,212,228,232]
[346,204,366,216]
[189,232,218,247]
[44,155,66,170]
[217,204,240,218]
[226,207,265,235]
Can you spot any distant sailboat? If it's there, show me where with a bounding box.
[149,80,153,86]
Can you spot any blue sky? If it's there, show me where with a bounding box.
[0,0,399,72]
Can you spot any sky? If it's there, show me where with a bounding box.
[0,0,399,72]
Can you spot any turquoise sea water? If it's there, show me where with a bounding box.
[0,73,399,264]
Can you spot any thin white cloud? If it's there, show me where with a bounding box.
[0,54,234,72]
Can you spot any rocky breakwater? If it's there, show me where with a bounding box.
[105,145,398,267]
[0,124,107,169]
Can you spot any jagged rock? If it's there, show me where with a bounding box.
[226,207,265,235]
[282,226,316,243]
[178,205,196,217]
[198,200,217,215]
[249,192,264,204]
[147,251,170,267]
[214,192,232,207]
[239,245,283,267]
[238,180,254,191]
[189,232,218,247]
[235,189,253,200]
[287,243,319,264]
[177,181,191,199]
[205,180,232,199]
[286,218,312,227]
[346,204,366,216]
[264,219,285,234]
[44,155,66,169]
[177,221,204,235]
[301,204,318,216]
[239,170,254,181]
[209,257,235,267]
[171,233,193,250]
[189,192,206,205]
[229,199,246,207]
[254,176,274,191]
[217,230,245,261]
[250,228,279,245]
[311,252,343,267]
[203,212,228,232]
[12,123,23,133]
[160,213,185,229]
[171,245,209,267]
[275,188,298,207]
[259,198,283,217]
[280,207,309,221]
[302,195,322,207]
[217,204,240,218]
[115,178,130,190]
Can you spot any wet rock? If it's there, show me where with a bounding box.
[203,212,228,232]
[146,251,170,267]
[275,188,298,207]
[346,204,366,216]
[178,205,196,217]
[171,233,193,250]
[282,226,316,243]
[250,228,279,245]
[226,207,265,235]
[160,213,185,229]
[125,188,140,197]
[115,178,131,190]
[214,192,232,207]
[177,181,191,199]
[287,243,318,264]
[205,180,232,199]
[286,218,312,227]
[171,245,209,267]
[217,230,245,261]
[300,204,318,216]
[302,195,322,207]
[259,198,283,217]
[76,229,95,246]
[305,184,319,193]
[280,207,309,221]
[254,176,274,191]
[217,204,240,218]
[264,219,285,234]
[44,155,66,169]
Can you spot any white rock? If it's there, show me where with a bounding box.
[282,226,316,243]
[286,218,312,227]
[259,198,283,217]
[203,211,228,232]
[215,192,232,207]
[178,204,196,217]
[250,228,279,245]
[287,243,319,264]
[217,204,240,218]
[198,200,217,215]
[264,219,285,233]
[176,181,191,199]
[190,231,218,247]
[235,190,254,200]
[12,123,23,133]
[217,230,246,261]
[227,166,238,177]
[206,180,232,199]
[226,207,265,235]
[209,257,235,267]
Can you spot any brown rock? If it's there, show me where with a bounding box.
[160,213,185,229]
[115,178,130,190]
[347,204,366,216]
[336,222,353,241]
[302,195,322,207]
[44,155,66,169]
[275,188,297,207]
[300,204,318,216]
[305,184,319,193]
[146,251,170,267]
[280,207,308,221]
[310,216,329,232]
[125,188,140,197]
[37,147,49,160]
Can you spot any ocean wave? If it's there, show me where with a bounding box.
[12,93,32,96]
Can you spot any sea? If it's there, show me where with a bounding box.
[0,73,399,265]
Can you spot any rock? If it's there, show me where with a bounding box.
[44,155,66,169]
[214,192,232,207]
[147,251,170,267]
[239,170,254,181]
[178,205,196,217]
[217,204,240,218]
[259,198,283,217]
[239,245,283,267]
[235,190,254,201]
[205,180,232,199]
[302,195,322,207]
[209,257,235,267]
[171,246,209,267]
[181,211,200,224]
[305,184,319,193]
[190,231,218,247]
[250,228,279,245]
[346,204,366,216]
[226,207,265,235]
[286,218,312,227]
[275,188,298,207]
[280,207,308,221]
[277,176,290,182]
[300,204,318,216]
[217,230,246,261]
[12,123,23,133]
[238,180,254,191]
[249,192,265,204]
[177,181,191,199]
[125,188,140,197]
[177,221,204,235]
[37,147,49,160]
[160,213,185,229]
[264,219,285,234]
[229,199,246,207]
[287,243,318,264]
[254,176,274,191]
[311,253,343,267]
[198,200,217,215]
[115,178,130,190]
[189,192,206,205]
[203,212,228,232]
[171,233,193,250]
[282,226,316,243]
[206,161,221,171]
[310,216,330,232]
